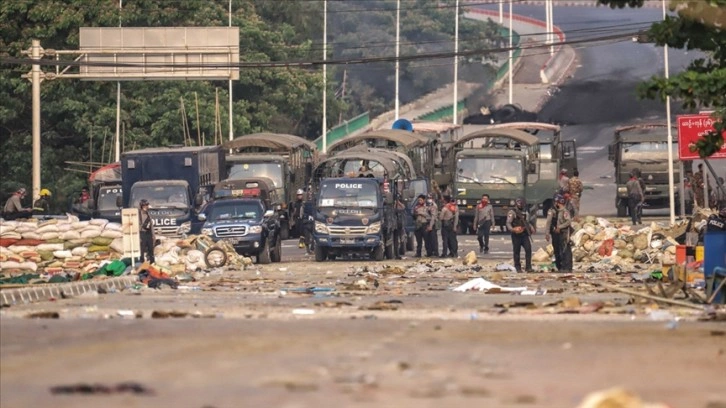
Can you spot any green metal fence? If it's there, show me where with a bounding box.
[314,111,370,151]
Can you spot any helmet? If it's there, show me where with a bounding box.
[39,188,51,197]
[554,194,566,204]
[139,199,149,207]
[720,206,726,218]
[515,197,525,208]
[296,189,304,195]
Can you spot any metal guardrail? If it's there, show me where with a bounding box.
[0,276,138,306]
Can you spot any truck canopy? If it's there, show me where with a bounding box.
[326,129,431,155]
[223,132,317,153]
[88,162,121,184]
[312,150,413,183]
[614,123,678,142]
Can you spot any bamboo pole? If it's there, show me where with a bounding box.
[194,91,201,146]
[599,283,704,310]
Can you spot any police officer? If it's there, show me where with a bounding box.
[567,169,583,217]
[626,170,644,225]
[33,188,52,214]
[545,194,563,271]
[705,205,726,232]
[506,197,534,273]
[413,194,430,257]
[292,189,305,248]
[426,194,439,257]
[558,168,570,193]
[301,199,315,255]
[474,193,494,254]
[554,195,573,272]
[2,188,32,220]
[138,199,156,264]
[439,195,459,258]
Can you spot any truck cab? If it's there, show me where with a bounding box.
[608,124,686,216]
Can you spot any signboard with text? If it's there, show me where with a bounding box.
[677,114,726,160]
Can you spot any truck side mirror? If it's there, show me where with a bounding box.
[607,144,615,161]
[197,213,207,222]
[116,196,123,208]
[263,209,274,218]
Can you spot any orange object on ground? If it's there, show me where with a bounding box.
[598,239,614,257]
[137,262,170,284]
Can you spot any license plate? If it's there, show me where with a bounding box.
[341,238,355,244]
[224,238,240,245]
[467,205,473,209]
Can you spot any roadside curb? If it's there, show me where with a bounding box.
[1,276,138,306]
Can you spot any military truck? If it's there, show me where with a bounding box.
[310,149,415,261]
[223,133,318,239]
[119,145,225,237]
[442,126,549,232]
[70,162,123,223]
[608,123,687,216]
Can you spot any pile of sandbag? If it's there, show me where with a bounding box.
[1,215,249,278]
[535,215,692,266]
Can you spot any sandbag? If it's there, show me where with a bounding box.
[53,250,73,259]
[7,245,34,254]
[61,230,82,240]
[20,232,42,240]
[5,254,24,263]
[104,222,122,231]
[100,229,123,239]
[80,228,103,238]
[0,261,21,270]
[87,245,110,253]
[14,239,44,246]
[91,237,114,246]
[0,238,19,247]
[36,224,59,234]
[37,250,54,261]
[72,221,90,229]
[56,223,72,232]
[71,246,89,257]
[18,261,38,272]
[109,237,124,253]
[40,232,60,241]
[44,266,64,274]
[532,248,551,263]
[0,232,22,240]
[89,218,109,227]
[0,223,18,234]
[63,241,84,250]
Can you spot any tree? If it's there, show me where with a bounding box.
[597,0,726,158]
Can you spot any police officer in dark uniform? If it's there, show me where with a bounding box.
[545,194,563,271]
[553,195,573,272]
[138,199,156,264]
[506,197,534,273]
[706,206,726,232]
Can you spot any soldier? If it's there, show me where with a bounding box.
[626,170,644,225]
[567,169,583,217]
[474,194,494,254]
[684,174,694,215]
[292,189,305,248]
[544,194,563,271]
[506,197,534,273]
[439,196,459,258]
[692,164,707,208]
[412,194,430,257]
[425,194,439,257]
[558,168,570,193]
[138,199,156,264]
[553,195,573,272]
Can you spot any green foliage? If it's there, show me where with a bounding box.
[597,0,726,158]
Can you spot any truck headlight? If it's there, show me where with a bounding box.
[177,221,191,235]
[201,227,213,236]
[617,187,627,194]
[248,225,262,234]
[366,222,381,235]
[315,221,329,234]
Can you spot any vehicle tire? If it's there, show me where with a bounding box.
[406,234,415,251]
[616,201,627,217]
[372,244,385,261]
[384,236,395,259]
[257,241,271,264]
[270,237,282,262]
[280,221,290,240]
[204,246,228,268]
[314,245,327,262]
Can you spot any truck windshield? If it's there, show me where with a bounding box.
[318,181,379,208]
[130,185,189,208]
[207,201,262,221]
[228,163,283,187]
[456,158,523,184]
[622,141,678,161]
[97,187,121,211]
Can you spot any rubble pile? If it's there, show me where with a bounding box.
[0,216,247,282]
[535,216,692,266]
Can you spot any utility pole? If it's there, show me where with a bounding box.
[663,0,676,224]
[26,40,44,200]
[115,0,122,162]
[395,0,400,120]
[508,0,513,105]
[452,0,459,125]
[229,0,234,142]
[322,0,328,154]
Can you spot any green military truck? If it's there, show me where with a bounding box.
[608,123,687,217]
[223,133,318,239]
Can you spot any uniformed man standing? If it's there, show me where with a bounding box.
[439,196,459,258]
[425,195,439,257]
[544,194,563,271]
[413,195,430,257]
[567,169,583,217]
[626,170,644,225]
[474,194,494,254]
[553,195,573,272]
[138,199,156,264]
[506,198,534,273]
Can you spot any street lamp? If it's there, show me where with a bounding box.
[663,0,676,223]
[508,0,513,104]
[322,0,328,154]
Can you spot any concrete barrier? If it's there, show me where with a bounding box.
[1,276,138,306]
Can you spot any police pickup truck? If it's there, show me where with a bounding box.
[194,184,282,264]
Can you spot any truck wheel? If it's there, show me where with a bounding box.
[616,201,627,217]
[406,234,414,251]
[257,242,271,264]
[372,244,385,261]
[280,221,289,240]
[204,246,227,268]
[314,245,327,262]
[270,237,282,262]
